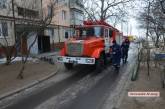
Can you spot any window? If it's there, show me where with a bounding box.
[0,22,8,37]
[75,0,84,8]
[48,5,53,17]
[65,32,68,38]
[105,29,108,37]
[77,26,103,39]
[73,12,84,25]
[94,27,103,37]
[2,22,8,36]
[57,0,65,3]
[0,0,7,9]
[51,29,54,36]
[48,29,54,37]
[62,10,66,20]
[17,7,39,18]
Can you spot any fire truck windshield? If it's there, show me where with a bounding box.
[76,26,103,39]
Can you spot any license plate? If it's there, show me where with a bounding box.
[69,60,77,63]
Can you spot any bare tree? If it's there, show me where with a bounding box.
[159,0,165,14]
[83,0,134,24]
[138,0,165,48]
[137,0,165,78]
[16,0,56,79]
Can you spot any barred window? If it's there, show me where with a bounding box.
[0,0,7,9]
[0,22,8,37]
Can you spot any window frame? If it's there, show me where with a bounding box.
[62,10,67,20]
[0,0,7,9]
[0,21,8,38]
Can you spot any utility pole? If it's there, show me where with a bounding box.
[146,1,151,77]
[130,23,132,35]
[127,21,129,36]
[146,2,151,43]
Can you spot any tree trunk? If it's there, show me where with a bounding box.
[17,64,25,79]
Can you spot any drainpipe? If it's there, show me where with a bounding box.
[57,0,61,43]
[58,25,60,42]
[12,0,16,44]
[69,0,72,38]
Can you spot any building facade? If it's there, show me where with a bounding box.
[70,0,84,26]
[0,0,15,48]
[0,0,44,55]
[44,0,84,49]
[0,0,84,55]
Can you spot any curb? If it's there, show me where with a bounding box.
[0,65,59,101]
[131,61,139,81]
[131,48,142,81]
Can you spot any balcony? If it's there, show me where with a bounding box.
[69,0,84,12]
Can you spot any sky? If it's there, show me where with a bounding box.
[115,0,147,38]
[84,0,147,38]
[117,17,140,37]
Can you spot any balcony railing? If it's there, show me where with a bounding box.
[70,1,84,9]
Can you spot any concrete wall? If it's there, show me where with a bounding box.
[44,26,71,43]
[0,0,15,47]
[0,0,42,48]
[0,20,15,46]
[43,0,71,44]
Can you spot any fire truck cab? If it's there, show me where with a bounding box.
[57,20,123,70]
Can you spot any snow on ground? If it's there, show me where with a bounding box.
[0,57,36,64]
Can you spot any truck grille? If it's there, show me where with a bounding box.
[66,42,83,56]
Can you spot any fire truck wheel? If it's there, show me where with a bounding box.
[95,53,105,73]
[64,63,73,70]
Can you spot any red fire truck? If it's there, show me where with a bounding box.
[57,20,123,70]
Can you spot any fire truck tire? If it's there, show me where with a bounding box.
[64,63,73,70]
[95,53,105,73]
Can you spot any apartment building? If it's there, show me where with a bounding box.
[0,0,84,55]
[0,0,15,48]
[70,0,84,26]
[44,0,84,49]
[0,0,45,55]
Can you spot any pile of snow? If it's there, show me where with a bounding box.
[0,57,38,64]
[0,58,6,64]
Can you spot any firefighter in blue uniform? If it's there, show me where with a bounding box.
[111,40,121,72]
[121,38,130,63]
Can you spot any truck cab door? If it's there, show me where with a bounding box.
[104,29,110,53]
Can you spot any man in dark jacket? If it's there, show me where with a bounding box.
[111,40,121,72]
[121,38,130,63]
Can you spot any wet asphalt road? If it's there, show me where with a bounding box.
[58,69,118,109]
[4,44,137,109]
[57,63,129,109]
[4,65,95,109]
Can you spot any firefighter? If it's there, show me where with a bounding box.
[111,40,121,72]
[121,38,130,63]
